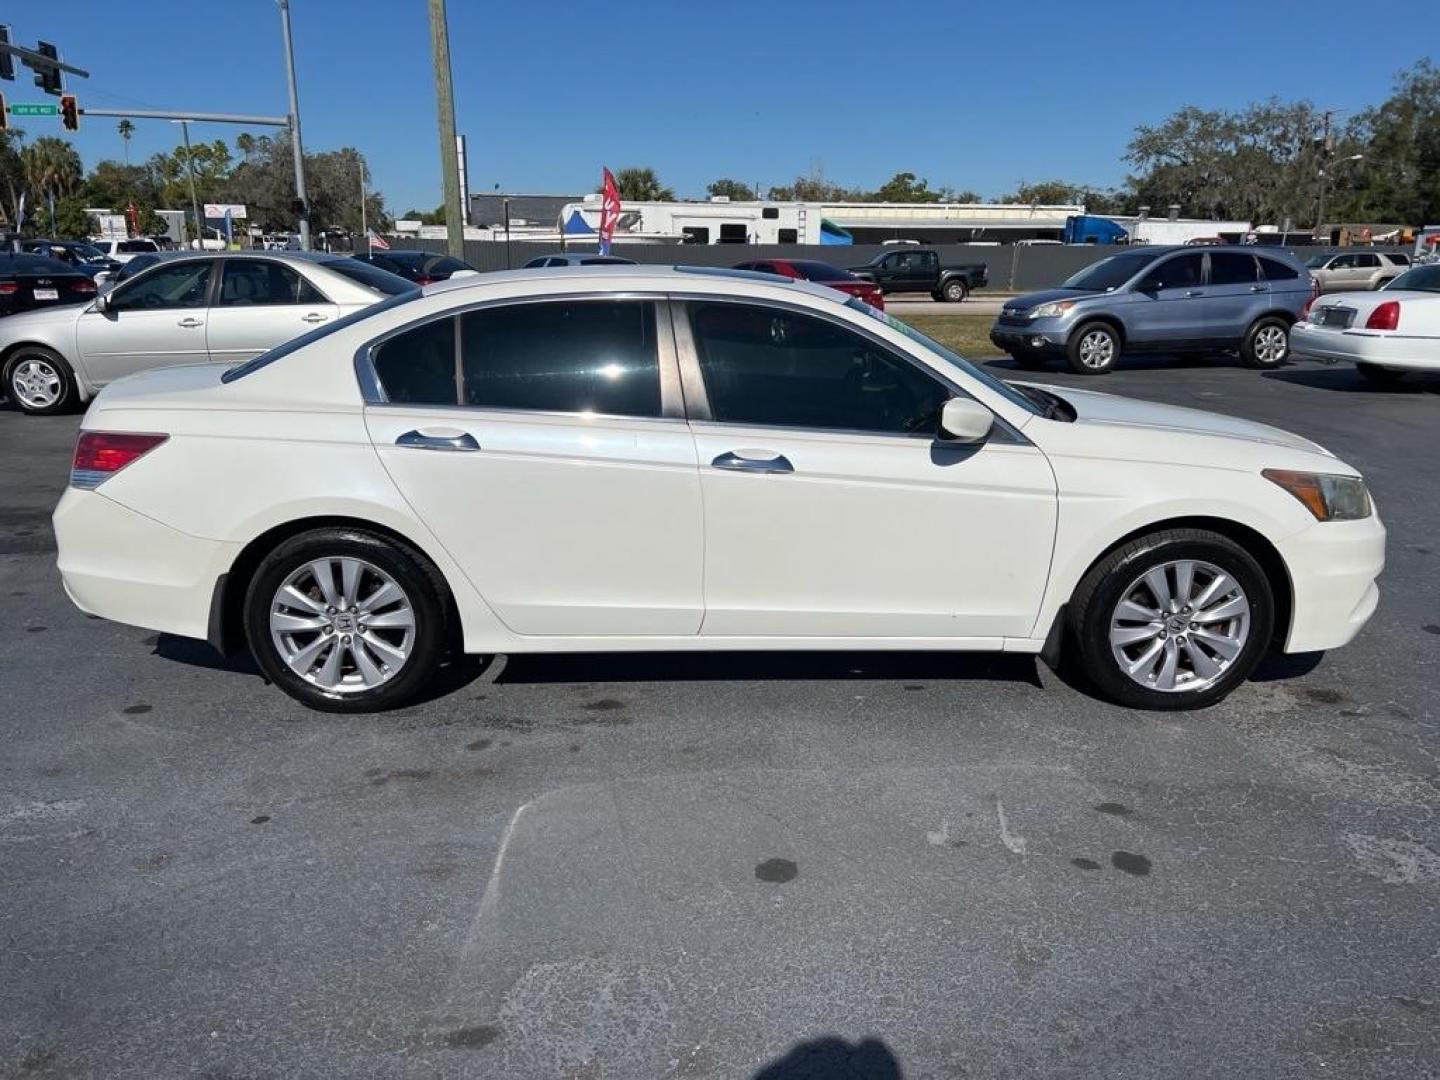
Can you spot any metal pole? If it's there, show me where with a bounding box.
[427,0,465,259]
[178,120,203,250]
[278,0,311,251]
[503,197,511,269]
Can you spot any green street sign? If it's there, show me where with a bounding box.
[8,103,60,117]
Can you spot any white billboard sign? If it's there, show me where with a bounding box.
[203,203,248,219]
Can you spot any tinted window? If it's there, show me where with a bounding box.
[118,239,158,253]
[1209,252,1256,285]
[1137,253,1202,290]
[1355,254,1380,268]
[1388,253,1410,266]
[428,256,470,274]
[326,260,419,296]
[372,317,458,405]
[460,301,660,417]
[1063,252,1158,291]
[0,254,74,274]
[1386,265,1440,292]
[1259,257,1299,281]
[689,302,949,435]
[788,261,850,282]
[1330,255,1355,268]
[522,256,549,268]
[109,261,212,311]
[219,260,327,305]
[115,253,162,281]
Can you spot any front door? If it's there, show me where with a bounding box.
[74,259,215,386]
[1126,252,1208,347]
[205,258,341,365]
[363,297,703,637]
[678,299,1057,639]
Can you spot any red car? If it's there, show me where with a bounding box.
[733,258,885,309]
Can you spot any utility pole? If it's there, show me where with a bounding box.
[177,120,203,249]
[1313,109,1335,243]
[427,0,465,258]
[278,0,311,251]
[359,158,368,251]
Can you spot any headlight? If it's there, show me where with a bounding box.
[1263,469,1371,521]
[1029,300,1076,319]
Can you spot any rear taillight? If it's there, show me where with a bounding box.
[0,282,16,295]
[1364,300,1400,331]
[1300,277,1319,318]
[414,275,438,285]
[70,277,97,293]
[71,431,168,489]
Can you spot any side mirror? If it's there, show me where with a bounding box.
[93,291,111,313]
[938,398,994,443]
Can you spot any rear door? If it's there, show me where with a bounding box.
[362,296,704,637]
[1126,253,1208,347]
[1203,251,1263,341]
[73,258,214,386]
[205,258,341,365]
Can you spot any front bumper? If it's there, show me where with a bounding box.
[1276,512,1386,653]
[1291,323,1440,371]
[989,322,1069,355]
[54,487,238,642]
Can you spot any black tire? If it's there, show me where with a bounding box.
[243,527,450,713]
[1356,362,1405,386]
[1068,528,1274,711]
[941,278,968,303]
[1239,316,1290,369]
[1008,349,1048,370]
[1065,321,1120,375]
[4,346,78,415]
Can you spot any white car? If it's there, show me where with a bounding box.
[1290,263,1440,384]
[53,266,1385,713]
[90,237,163,263]
[1,251,416,414]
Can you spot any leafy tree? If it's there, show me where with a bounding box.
[222,132,384,234]
[706,178,756,201]
[84,160,163,210]
[400,205,446,225]
[0,128,25,229]
[53,195,94,239]
[766,174,859,201]
[20,137,83,206]
[614,167,674,201]
[869,171,944,203]
[1338,59,1440,224]
[947,189,982,203]
[1001,179,1088,205]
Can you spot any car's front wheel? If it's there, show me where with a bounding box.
[1356,362,1406,386]
[941,279,968,303]
[1240,316,1290,368]
[1066,322,1120,374]
[1069,528,1274,710]
[4,347,78,415]
[243,527,449,712]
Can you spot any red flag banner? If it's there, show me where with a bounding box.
[599,167,620,255]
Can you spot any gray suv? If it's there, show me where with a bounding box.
[989,246,1313,374]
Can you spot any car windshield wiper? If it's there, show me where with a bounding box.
[1013,383,1073,421]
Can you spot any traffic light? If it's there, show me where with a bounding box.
[0,26,15,81]
[31,40,60,95]
[59,93,77,131]
[0,92,7,132]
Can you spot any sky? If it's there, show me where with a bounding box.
[14,0,1438,214]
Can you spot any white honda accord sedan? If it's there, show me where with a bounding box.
[53,266,1385,712]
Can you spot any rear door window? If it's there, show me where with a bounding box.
[1138,253,1202,290]
[1208,252,1257,285]
[218,260,328,305]
[1259,257,1300,281]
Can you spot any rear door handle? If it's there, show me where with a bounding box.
[712,450,793,474]
[177,317,204,328]
[301,312,329,324]
[1250,284,1269,292]
[396,428,480,452]
[1184,290,1205,297]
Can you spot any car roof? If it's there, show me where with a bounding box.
[423,263,814,297]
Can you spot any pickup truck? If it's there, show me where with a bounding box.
[847,248,989,302]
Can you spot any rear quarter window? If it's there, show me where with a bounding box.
[1259,257,1300,281]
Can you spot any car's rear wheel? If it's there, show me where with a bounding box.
[1069,528,1274,710]
[244,528,449,713]
[4,347,77,415]
[1240,317,1290,368]
[1356,362,1406,386]
[1066,322,1120,374]
[941,279,968,303]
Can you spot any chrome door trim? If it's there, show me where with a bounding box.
[396,429,481,452]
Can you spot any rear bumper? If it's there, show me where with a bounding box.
[53,487,238,641]
[1290,323,1440,370]
[1277,513,1386,653]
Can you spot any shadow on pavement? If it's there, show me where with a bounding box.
[754,1036,903,1080]
[982,352,1238,374]
[1262,366,1440,394]
[495,649,1044,688]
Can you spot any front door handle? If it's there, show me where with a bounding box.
[1184,290,1205,297]
[396,429,480,452]
[177,317,204,328]
[1250,284,1268,293]
[301,312,329,324]
[712,449,793,474]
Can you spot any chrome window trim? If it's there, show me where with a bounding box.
[667,293,1029,446]
[353,291,683,420]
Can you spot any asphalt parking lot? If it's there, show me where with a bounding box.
[2,351,1438,1079]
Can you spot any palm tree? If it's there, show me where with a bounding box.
[118,119,135,165]
[20,137,83,206]
[615,166,675,202]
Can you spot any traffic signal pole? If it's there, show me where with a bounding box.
[427,0,465,259]
[277,0,311,251]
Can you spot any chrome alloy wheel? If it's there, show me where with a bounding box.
[1077,329,1115,369]
[10,357,63,409]
[1253,324,1288,364]
[1108,559,1251,694]
[269,557,416,694]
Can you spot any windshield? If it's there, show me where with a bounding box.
[1385,264,1440,292]
[327,260,419,296]
[70,242,106,260]
[1062,252,1158,291]
[1304,255,1328,268]
[221,291,421,383]
[844,298,1041,417]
